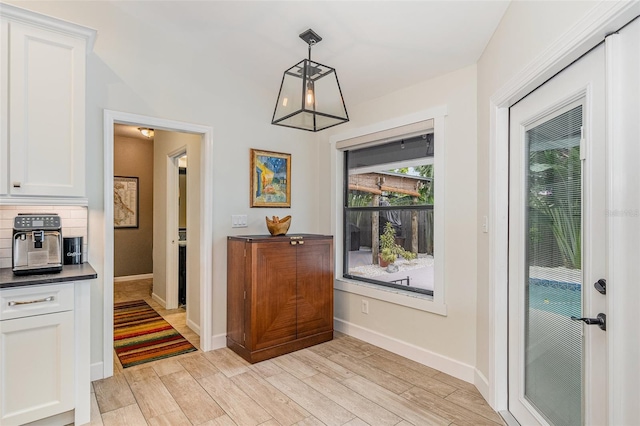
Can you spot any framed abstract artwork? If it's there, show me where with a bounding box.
[250,149,291,207]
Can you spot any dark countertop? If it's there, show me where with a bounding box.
[0,263,98,289]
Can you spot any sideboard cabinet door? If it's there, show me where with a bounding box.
[296,238,334,339]
[251,241,298,350]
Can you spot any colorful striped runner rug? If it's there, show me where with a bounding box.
[114,300,197,368]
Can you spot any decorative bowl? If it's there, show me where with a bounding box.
[266,215,291,236]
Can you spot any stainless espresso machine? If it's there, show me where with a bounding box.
[12,213,63,275]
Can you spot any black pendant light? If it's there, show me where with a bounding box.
[272,29,349,132]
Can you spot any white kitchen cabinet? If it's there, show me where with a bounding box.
[0,4,96,203]
[0,281,91,426]
[0,311,74,426]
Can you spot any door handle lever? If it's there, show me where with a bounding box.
[571,313,606,331]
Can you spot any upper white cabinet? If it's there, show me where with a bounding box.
[0,4,96,203]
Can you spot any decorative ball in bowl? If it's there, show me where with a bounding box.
[266,215,291,236]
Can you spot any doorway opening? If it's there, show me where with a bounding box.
[103,110,214,379]
[178,154,187,308]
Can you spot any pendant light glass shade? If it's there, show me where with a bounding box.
[272,30,349,132]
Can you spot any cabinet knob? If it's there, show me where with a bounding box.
[290,241,298,245]
[12,181,21,188]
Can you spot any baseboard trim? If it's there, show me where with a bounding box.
[114,273,153,282]
[151,292,166,308]
[475,368,490,403]
[90,361,105,381]
[187,318,201,335]
[210,333,227,350]
[335,318,476,383]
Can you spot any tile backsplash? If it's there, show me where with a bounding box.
[0,205,89,269]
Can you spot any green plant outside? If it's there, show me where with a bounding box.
[529,145,581,269]
[380,222,417,264]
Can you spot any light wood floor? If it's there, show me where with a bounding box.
[89,279,503,426]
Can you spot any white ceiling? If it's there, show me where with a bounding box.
[110,1,510,107]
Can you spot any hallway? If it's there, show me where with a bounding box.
[113,278,200,361]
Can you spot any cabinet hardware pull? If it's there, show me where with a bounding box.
[290,241,298,245]
[12,182,21,188]
[8,296,54,306]
[298,241,304,245]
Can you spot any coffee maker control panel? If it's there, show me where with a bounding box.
[14,214,62,230]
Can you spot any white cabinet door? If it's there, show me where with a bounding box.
[7,20,86,197]
[0,310,74,426]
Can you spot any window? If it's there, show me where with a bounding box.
[343,133,435,296]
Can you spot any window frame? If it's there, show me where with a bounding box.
[330,107,447,316]
[343,156,434,296]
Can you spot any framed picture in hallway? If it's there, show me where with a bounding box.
[114,176,139,228]
[250,149,291,208]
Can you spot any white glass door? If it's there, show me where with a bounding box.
[508,44,607,425]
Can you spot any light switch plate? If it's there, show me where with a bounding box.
[232,214,248,228]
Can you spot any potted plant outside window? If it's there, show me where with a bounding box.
[379,222,417,269]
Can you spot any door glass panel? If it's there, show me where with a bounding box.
[525,104,583,425]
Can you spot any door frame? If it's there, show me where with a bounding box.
[103,110,214,378]
[165,147,187,310]
[487,0,640,417]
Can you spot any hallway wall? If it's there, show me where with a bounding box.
[153,130,201,332]
[114,133,153,277]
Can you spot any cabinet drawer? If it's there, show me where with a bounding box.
[0,283,74,320]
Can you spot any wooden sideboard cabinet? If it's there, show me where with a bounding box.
[227,234,334,363]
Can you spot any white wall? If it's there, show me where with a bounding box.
[320,64,478,379]
[5,1,320,371]
[475,0,599,384]
[152,130,201,330]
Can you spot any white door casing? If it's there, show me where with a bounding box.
[165,147,186,310]
[103,110,214,379]
[605,18,640,425]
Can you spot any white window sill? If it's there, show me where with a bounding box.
[334,277,447,316]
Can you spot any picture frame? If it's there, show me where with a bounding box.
[250,149,291,208]
[114,176,139,228]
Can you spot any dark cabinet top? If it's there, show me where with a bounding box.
[227,234,333,242]
[0,263,98,289]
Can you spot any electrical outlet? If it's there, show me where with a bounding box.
[361,299,369,314]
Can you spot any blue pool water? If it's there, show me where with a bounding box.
[528,278,581,317]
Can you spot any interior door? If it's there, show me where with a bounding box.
[508,44,607,425]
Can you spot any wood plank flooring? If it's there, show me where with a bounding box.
[90,279,503,425]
